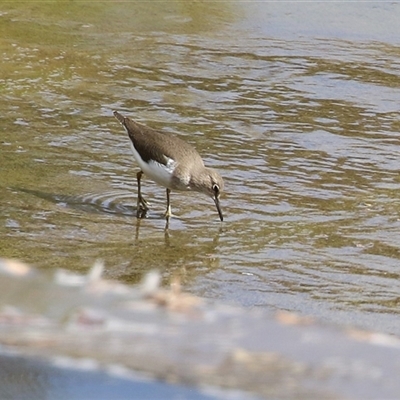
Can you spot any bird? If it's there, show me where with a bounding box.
[113,111,224,222]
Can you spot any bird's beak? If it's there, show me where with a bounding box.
[213,196,223,222]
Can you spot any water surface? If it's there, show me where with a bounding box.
[2,1,400,336]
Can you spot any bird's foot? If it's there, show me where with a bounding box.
[136,207,148,219]
[139,194,150,208]
[164,205,172,220]
[136,195,150,218]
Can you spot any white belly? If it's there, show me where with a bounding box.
[130,142,176,188]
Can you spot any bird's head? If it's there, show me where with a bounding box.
[192,168,224,221]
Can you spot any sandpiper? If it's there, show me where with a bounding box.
[113,111,224,221]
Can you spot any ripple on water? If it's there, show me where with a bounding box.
[15,187,136,217]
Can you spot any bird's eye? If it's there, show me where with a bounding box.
[213,184,220,195]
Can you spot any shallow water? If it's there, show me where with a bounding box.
[2,1,400,336]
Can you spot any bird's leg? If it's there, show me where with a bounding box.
[164,188,172,220]
[136,170,149,218]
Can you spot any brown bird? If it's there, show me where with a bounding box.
[113,111,224,221]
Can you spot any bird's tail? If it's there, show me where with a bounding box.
[113,110,125,124]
